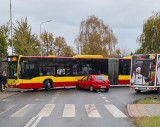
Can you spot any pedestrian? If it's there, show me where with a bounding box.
[0,72,3,92]
[2,70,7,89]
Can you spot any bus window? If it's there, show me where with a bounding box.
[39,63,56,76]
[119,59,130,75]
[20,62,37,79]
[56,65,72,76]
[73,59,103,75]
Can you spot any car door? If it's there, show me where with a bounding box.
[80,76,88,89]
[85,76,92,89]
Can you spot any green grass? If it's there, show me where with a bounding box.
[134,96,160,104]
[134,116,160,127]
[133,96,160,127]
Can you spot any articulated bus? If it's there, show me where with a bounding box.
[3,55,131,90]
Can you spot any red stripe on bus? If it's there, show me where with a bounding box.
[12,81,77,89]
[118,80,130,84]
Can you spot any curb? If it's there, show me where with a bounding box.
[127,104,152,117]
[127,104,133,117]
[0,88,20,100]
[0,92,18,100]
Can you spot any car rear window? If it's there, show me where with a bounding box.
[95,75,107,80]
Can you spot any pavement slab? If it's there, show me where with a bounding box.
[127,104,160,117]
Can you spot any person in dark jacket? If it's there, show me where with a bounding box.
[2,71,7,89]
[0,72,3,92]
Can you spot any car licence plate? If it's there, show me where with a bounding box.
[101,86,106,88]
[136,87,146,90]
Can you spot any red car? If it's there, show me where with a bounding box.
[76,75,110,92]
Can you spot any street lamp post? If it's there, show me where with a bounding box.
[40,20,52,56]
[10,0,13,55]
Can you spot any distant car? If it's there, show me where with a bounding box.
[76,74,110,92]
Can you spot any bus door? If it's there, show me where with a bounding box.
[108,59,119,85]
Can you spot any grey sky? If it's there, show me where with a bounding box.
[1,0,160,54]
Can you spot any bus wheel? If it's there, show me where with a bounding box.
[44,80,52,91]
[135,89,141,93]
[90,85,94,92]
[33,89,37,91]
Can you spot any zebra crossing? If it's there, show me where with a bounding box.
[0,103,128,127]
[4,103,127,119]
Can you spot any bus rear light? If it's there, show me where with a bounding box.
[149,87,155,90]
[130,86,135,90]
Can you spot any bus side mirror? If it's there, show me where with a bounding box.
[14,73,17,79]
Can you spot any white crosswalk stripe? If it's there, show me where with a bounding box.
[8,103,127,120]
[24,104,55,127]
[104,104,127,118]
[85,104,101,118]
[62,104,75,117]
[10,104,35,117]
[37,104,55,117]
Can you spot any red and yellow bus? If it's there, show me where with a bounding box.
[5,55,131,90]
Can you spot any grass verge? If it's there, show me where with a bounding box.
[134,96,160,104]
[134,116,160,127]
[133,96,160,127]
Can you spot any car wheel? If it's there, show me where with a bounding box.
[105,88,109,92]
[90,85,94,92]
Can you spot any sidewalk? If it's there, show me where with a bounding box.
[127,104,160,117]
[0,88,20,100]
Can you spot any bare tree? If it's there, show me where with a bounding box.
[75,15,117,57]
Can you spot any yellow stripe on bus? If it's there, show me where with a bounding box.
[118,75,130,80]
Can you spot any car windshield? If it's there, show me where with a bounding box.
[95,75,107,80]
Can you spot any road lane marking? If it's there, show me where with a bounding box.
[105,100,110,103]
[85,104,101,118]
[10,104,35,117]
[24,116,37,127]
[37,104,55,117]
[24,104,55,127]
[62,104,75,117]
[104,104,127,118]
[99,94,104,96]
[35,99,47,101]
[102,97,107,99]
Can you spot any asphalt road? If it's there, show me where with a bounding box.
[0,87,158,127]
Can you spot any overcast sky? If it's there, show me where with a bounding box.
[1,0,160,54]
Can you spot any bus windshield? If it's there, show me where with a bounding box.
[7,55,19,79]
[8,62,18,79]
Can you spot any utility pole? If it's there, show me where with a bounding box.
[40,20,52,56]
[10,0,13,55]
